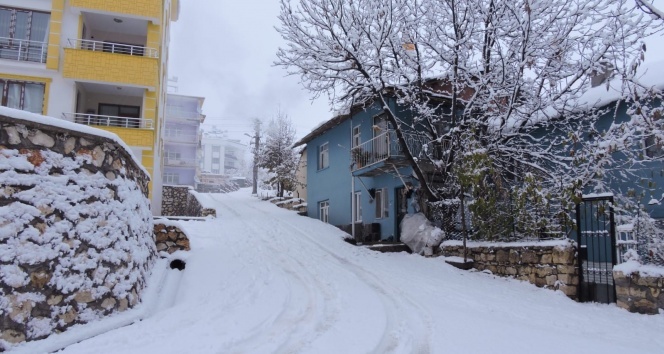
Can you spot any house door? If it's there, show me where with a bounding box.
[395,187,408,242]
[575,195,617,304]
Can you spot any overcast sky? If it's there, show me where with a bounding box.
[168,0,664,145]
[168,0,330,144]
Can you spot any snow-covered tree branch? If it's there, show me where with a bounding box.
[277,0,663,239]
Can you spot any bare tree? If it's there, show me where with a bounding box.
[636,0,664,20]
[277,0,662,235]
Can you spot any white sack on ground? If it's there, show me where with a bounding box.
[400,213,444,254]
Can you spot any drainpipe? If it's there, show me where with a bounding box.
[350,116,355,242]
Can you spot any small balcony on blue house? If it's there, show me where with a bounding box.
[351,131,437,177]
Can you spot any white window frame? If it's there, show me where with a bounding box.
[352,125,361,148]
[353,191,362,223]
[319,200,329,223]
[318,142,329,170]
[375,188,388,219]
[164,172,179,184]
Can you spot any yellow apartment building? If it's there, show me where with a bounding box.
[0,0,180,214]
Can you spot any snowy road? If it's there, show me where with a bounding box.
[17,190,664,353]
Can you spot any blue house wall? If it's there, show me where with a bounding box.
[593,101,664,219]
[305,100,419,240]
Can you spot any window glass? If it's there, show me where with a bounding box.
[375,189,383,218]
[319,201,329,223]
[0,9,11,38]
[6,83,22,109]
[319,143,329,169]
[23,83,44,113]
[353,192,362,222]
[13,11,29,40]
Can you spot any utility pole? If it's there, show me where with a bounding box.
[246,119,261,195]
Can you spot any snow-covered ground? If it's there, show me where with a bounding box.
[12,189,664,353]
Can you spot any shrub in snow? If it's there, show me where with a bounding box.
[400,213,444,254]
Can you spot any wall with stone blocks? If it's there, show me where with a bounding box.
[154,222,191,254]
[440,241,579,298]
[0,114,155,349]
[162,185,216,218]
[614,268,664,315]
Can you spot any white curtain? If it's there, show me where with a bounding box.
[23,83,44,113]
[6,83,21,109]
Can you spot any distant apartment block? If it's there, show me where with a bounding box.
[0,0,180,214]
[163,93,204,187]
[200,130,247,176]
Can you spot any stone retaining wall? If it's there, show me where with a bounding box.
[154,222,191,254]
[440,241,579,298]
[614,267,664,314]
[0,113,155,349]
[162,185,216,217]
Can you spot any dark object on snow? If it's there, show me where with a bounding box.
[170,259,186,271]
[445,259,474,270]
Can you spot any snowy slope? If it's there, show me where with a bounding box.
[12,189,664,354]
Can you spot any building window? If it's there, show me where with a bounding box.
[318,142,329,170]
[319,200,329,223]
[0,7,50,63]
[164,172,179,184]
[212,168,220,174]
[166,151,181,160]
[0,79,45,113]
[97,103,141,127]
[353,192,362,223]
[352,125,361,148]
[211,157,220,164]
[212,145,221,152]
[375,188,388,219]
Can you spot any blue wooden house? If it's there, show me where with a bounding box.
[293,99,431,242]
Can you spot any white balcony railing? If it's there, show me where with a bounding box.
[165,107,204,121]
[351,130,449,171]
[164,130,199,144]
[164,157,197,167]
[63,113,154,129]
[67,39,158,58]
[0,37,47,63]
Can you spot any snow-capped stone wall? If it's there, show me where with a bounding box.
[440,240,578,298]
[162,185,216,217]
[154,221,191,254]
[0,113,155,348]
[614,263,664,314]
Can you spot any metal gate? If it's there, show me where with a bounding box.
[575,195,617,303]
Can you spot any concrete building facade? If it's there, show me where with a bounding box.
[0,0,180,214]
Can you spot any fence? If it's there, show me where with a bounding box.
[432,195,574,242]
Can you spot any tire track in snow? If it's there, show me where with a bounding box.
[234,197,433,354]
[206,194,342,353]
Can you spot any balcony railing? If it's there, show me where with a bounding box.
[0,37,47,63]
[351,130,449,171]
[164,131,199,144]
[165,107,204,121]
[63,113,154,129]
[67,39,158,58]
[164,157,197,167]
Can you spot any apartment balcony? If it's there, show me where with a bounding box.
[351,131,444,176]
[164,157,197,168]
[165,107,205,123]
[164,130,199,144]
[63,113,154,129]
[69,0,162,22]
[0,37,47,64]
[63,39,158,90]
